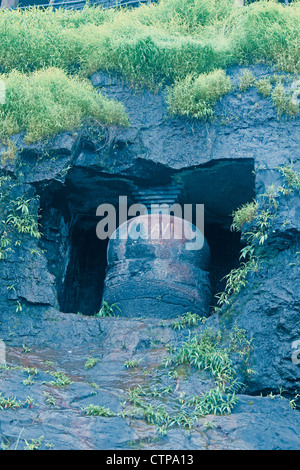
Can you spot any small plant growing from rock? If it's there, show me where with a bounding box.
[43,371,73,387]
[216,165,300,310]
[271,83,299,117]
[124,359,142,369]
[23,376,35,386]
[82,404,115,417]
[43,392,57,407]
[95,301,121,318]
[142,403,171,428]
[277,164,300,191]
[238,71,256,92]
[24,396,35,409]
[257,77,273,98]
[202,420,217,431]
[289,394,300,410]
[89,382,100,389]
[0,394,23,410]
[24,435,44,450]
[22,345,32,354]
[84,357,99,370]
[231,200,259,232]
[171,312,206,331]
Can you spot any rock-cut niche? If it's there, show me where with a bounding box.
[37,159,255,317]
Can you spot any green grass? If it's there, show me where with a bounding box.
[0,0,299,142]
[238,70,256,92]
[171,328,236,387]
[0,68,128,143]
[24,436,44,450]
[277,164,300,191]
[167,69,232,120]
[0,1,299,79]
[43,392,57,406]
[271,82,299,117]
[257,77,273,97]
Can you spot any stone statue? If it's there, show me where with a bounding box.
[101,214,211,318]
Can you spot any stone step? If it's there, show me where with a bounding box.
[131,184,182,210]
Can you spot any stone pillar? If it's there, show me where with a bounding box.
[101,214,211,319]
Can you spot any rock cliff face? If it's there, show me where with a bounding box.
[0,65,299,450]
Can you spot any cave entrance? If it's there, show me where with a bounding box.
[58,214,243,316]
[205,223,242,309]
[37,159,254,317]
[58,217,108,316]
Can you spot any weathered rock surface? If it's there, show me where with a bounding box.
[0,311,299,450]
[0,65,299,449]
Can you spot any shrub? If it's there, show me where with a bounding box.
[271,82,299,117]
[277,164,300,191]
[166,69,232,120]
[231,200,259,232]
[238,70,256,92]
[257,77,273,97]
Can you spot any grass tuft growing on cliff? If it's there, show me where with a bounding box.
[166,69,232,120]
[0,68,128,143]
